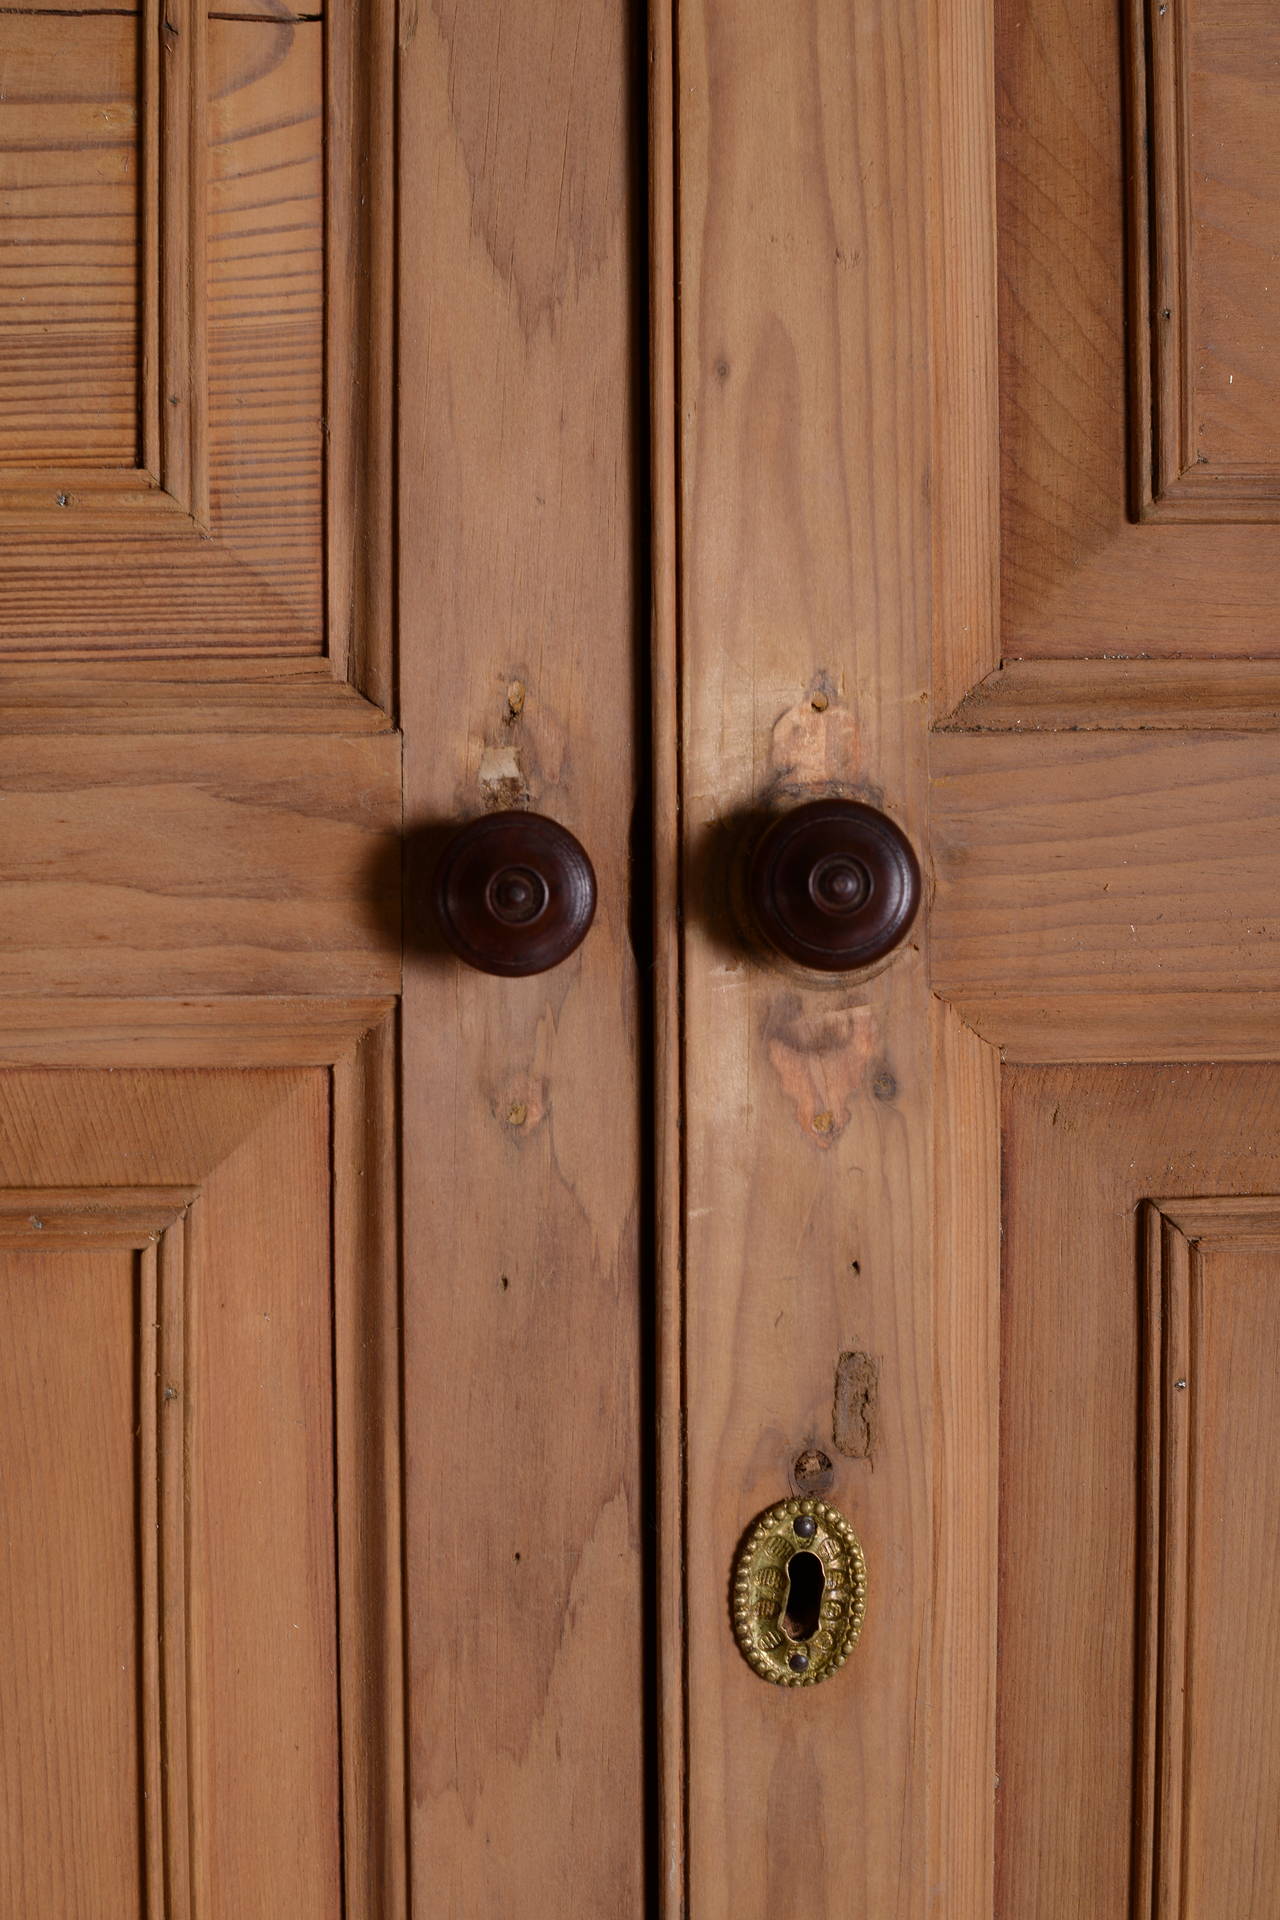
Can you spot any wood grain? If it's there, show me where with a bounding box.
[0,1242,148,1915]
[929,1002,999,1915]
[932,731,1280,997]
[324,0,394,712]
[649,0,687,1904]
[0,3,323,12]
[673,1,931,1912]
[0,17,138,470]
[0,1074,353,1916]
[0,995,395,1066]
[0,663,393,732]
[998,1067,1280,1916]
[0,733,400,997]
[1139,1198,1280,1918]
[0,12,339,659]
[948,991,1280,1064]
[333,1012,406,1917]
[1137,0,1280,517]
[399,3,645,1912]
[186,1073,341,1913]
[930,0,1000,716]
[997,0,1280,654]
[940,658,1280,732]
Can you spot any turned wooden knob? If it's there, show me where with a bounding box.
[433,811,596,976]
[746,798,921,972]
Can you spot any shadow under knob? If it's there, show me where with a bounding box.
[746,798,921,972]
[433,810,596,976]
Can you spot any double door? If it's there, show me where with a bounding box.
[3,3,1279,1915]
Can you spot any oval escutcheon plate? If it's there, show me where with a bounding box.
[731,1497,868,1686]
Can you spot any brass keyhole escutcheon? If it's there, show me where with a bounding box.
[731,1498,867,1686]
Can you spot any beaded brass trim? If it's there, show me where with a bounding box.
[730,1497,868,1686]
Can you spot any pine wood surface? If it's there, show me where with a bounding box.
[932,731,1280,998]
[999,1070,1280,1917]
[0,5,401,1913]
[929,1003,999,1917]
[5,0,1280,1910]
[670,2,932,1912]
[0,7,363,661]
[2,2,324,11]
[0,16,138,470]
[0,733,399,997]
[398,3,646,1912]
[997,0,1280,654]
[648,0,688,1906]
[0,1074,343,1914]
[941,659,1280,732]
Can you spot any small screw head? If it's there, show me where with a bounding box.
[788,1652,810,1674]
[793,1514,818,1540]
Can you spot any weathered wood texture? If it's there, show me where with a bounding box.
[0,1074,341,1914]
[0,0,390,701]
[0,663,394,732]
[0,2,319,12]
[0,1237,156,1915]
[399,3,645,1912]
[0,10,326,651]
[997,0,1280,656]
[0,734,399,996]
[0,1042,402,1914]
[950,992,1280,1065]
[0,6,402,1913]
[0,995,395,1066]
[929,1003,999,1916]
[1139,1198,1280,1920]
[999,1068,1280,1917]
[673,1,931,1913]
[0,17,138,470]
[649,1,686,1905]
[932,732,1280,998]
[941,659,1280,732]
[1137,0,1280,518]
[930,0,999,715]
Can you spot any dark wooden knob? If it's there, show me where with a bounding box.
[433,810,596,976]
[746,798,921,972]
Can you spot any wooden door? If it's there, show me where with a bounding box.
[652,0,1280,1915]
[0,6,406,1914]
[6,2,1280,1917]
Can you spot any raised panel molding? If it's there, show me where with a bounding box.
[0,0,204,527]
[0,0,393,716]
[990,0,1280,656]
[1132,0,1280,522]
[0,1017,404,1915]
[1139,1198,1280,1916]
[0,1188,195,1913]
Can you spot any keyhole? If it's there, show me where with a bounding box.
[781,1550,825,1643]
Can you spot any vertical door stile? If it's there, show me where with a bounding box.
[927,0,1003,1911]
[648,0,689,1913]
[670,1,935,1911]
[398,6,646,1914]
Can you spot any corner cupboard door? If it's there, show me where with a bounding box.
[654,2,1280,1919]
[0,8,411,1915]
